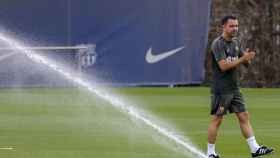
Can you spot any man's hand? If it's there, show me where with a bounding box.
[241,48,255,63]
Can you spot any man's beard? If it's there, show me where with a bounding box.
[229,31,238,37]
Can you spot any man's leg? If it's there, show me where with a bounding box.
[236,112,274,157]
[236,111,254,138]
[236,112,260,152]
[207,115,223,157]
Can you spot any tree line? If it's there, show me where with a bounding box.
[206,0,280,87]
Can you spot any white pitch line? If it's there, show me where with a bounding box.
[0,147,14,150]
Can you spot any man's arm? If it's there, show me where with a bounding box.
[218,52,255,72]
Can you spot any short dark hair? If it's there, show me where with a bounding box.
[221,15,237,25]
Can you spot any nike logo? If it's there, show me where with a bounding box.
[145,46,185,64]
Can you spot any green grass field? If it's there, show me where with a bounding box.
[0,87,278,158]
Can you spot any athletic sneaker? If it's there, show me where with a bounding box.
[251,145,274,158]
[208,154,220,158]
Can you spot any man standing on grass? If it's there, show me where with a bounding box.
[207,15,274,158]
